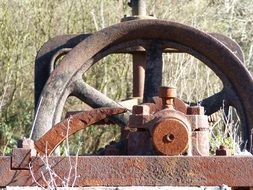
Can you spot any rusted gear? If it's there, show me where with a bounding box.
[32,20,253,151]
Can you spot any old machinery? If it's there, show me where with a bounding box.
[0,0,252,189]
[33,18,253,152]
[33,86,209,157]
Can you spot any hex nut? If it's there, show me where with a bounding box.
[216,145,230,156]
[132,105,150,115]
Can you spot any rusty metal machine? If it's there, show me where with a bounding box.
[1,0,253,189]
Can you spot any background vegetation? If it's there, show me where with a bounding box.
[0,0,252,155]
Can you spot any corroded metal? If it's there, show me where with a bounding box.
[34,32,244,108]
[33,20,253,151]
[35,107,127,155]
[127,131,152,155]
[30,13,253,188]
[11,148,36,170]
[1,1,251,189]
[210,32,245,63]
[159,86,177,108]
[216,145,231,156]
[126,87,209,156]
[152,118,190,155]
[71,80,129,126]
[1,156,253,187]
[35,34,91,107]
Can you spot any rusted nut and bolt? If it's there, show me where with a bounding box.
[159,86,176,109]
[132,105,150,115]
[216,145,230,156]
[128,105,151,128]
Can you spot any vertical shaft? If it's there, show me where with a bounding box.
[133,53,146,97]
[131,0,147,16]
[131,0,147,98]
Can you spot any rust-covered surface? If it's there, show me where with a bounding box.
[152,118,190,155]
[1,1,251,189]
[32,19,253,151]
[35,107,127,155]
[1,156,252,187]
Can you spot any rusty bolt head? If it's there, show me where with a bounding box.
[132,105,150,115]
[216,145,230,156]
[187,106,204,115]
[129,104,153,128]
[159,86,176,98]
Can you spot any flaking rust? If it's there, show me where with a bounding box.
[4,86,252,188]
[1,0,253,188]
[35,107,127,155]
[2,156,253,187]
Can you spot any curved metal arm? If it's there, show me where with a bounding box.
[35,107,127,155]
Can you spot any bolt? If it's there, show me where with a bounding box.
[159,86,176,108]
[129,105,152,129]
[132,105,150,115]
[216,145,229,156]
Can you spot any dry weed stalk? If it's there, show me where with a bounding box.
[29,117,80,189]
[209,103,241,155]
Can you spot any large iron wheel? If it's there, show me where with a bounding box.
[32,19,253,151]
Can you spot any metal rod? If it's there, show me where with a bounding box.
[132,52,146,97]
[130,0,147,99]
[131,0,146,16]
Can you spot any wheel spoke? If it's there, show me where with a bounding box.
[71,78,128,126]
[200,87,244,116]
[199,90,227,115]
[200,87,249,148]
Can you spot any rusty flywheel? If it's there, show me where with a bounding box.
[1,1,253,188]
[32,19,253,152]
